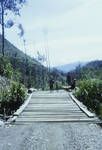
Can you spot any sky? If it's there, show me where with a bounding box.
[1,0,102,66]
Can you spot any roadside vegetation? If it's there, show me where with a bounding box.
[0,55,26,118]
[69,60,102,119]
[75,79,102,119]
[0,82,26,117]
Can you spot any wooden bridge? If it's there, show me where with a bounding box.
[12,90,99,124]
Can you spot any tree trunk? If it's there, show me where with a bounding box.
[1,1,5,57]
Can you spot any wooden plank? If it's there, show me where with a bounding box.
[26,105,79,108]
[23,109,82,112]
[15,117,99,122]
[19,115,87,118]
[20,112,85,116]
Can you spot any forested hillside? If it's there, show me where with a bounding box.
[0,35,45,89]
[0,35,65,89]
[75,60,102,80]
[57,60,102,86]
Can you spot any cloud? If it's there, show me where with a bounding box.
[2,0,102,66]
[24,34,102,66]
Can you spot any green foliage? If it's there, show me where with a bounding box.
[13,70,21,82]
[0,56,7,75]
[10,82,26,105]
[0,82,26,116]
[75,79,102,116]
[4,62,13,79]
[0,56,13,79]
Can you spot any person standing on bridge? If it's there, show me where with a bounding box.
[55,80,59,92]
[49,77,54,91]
[66,72,72,86]
[71,79,76,90]
[66,73,76,90]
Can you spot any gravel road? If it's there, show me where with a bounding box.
[0,123,102,150]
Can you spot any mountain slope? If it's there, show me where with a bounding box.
[0,35,65,89]
[0,35,47,88]
[0,34,38,64]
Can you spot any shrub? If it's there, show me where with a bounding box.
[9,82,26,111]
[75,79,102,116]
[0,82,26,116]
[0,88,10,116]
[4,63,13,79]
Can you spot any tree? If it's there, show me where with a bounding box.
[0,0,27,56]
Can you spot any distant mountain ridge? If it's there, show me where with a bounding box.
[55,62,87,73]
[85,60,102,69]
